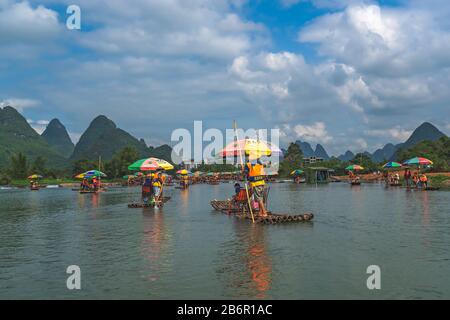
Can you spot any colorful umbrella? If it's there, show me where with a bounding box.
[27,174,43,180]
[84,170,107,177]
[403,157,433,166]
[128,158,174,171]
[176,169,189,175]
[290,169,304,176]
[346,165,364,171]
[382,162,402,169]
[218,138,282,160]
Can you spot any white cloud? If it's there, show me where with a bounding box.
[299,4,450,76]
[0,98,39,111]
[365,127,412,142]
[68,0,267,60]
[0,1,60,45]
[282,122,332,144]
[27,118,49,134]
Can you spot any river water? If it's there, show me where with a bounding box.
[0,182,449,299]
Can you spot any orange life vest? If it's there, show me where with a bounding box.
[247,163,265,187]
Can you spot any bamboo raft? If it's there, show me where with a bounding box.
[210,200,314,224]
[128,197,171,208]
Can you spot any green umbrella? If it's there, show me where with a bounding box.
[290,169,304,176]
[346,165,364,171]
[382,162,402,169]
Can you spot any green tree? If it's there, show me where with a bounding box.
[396,136,450,172]
[9,153,28,179]
[279,143,303,177]
[350,153,379,172]
[105,147,139,178]
[30,156,47,175]
[72,159,97,176]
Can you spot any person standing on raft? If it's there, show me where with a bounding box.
[245,159,268,217]
[142,175,154,204]
[152,171,164,201]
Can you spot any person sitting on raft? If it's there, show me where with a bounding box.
[81,178,89,191]
[245,159,268,217]
[419,174,428,189]
[234,182,241,195]
[142,175,154,204]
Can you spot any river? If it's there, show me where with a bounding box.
[0,182,449,299]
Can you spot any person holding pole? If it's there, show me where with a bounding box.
[245,159,268,217]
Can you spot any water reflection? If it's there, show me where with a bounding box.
[141,209,173,282]
[418,191,430,226]
[246,224,272,298]
[217,222,272,299]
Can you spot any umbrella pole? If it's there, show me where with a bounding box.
[234,120,255,224]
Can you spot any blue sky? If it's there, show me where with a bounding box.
[0,0,449,156]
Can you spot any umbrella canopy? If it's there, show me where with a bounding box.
[290,169,304,176]
[84,170,107,177]
[382,162,402,169]
[218,138,282,160]
[28,174,43,180]
[346,164,364,171]
[75,170,106,179]
[403,157,433,166]
[176,169,189,175]
[128,158,174,171]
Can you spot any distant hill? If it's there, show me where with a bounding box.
[315,144,330,160]
[371,143,396,163]
[70,115,150,161]
[338,150,355,161]
[396,136,450,171]
[0,106,67,168]
[340,122,447,163]
[295,140,330,159]
[41,119,74,158]
[148,144,173,162]
[389,122,447,161]
[295,140,315,157]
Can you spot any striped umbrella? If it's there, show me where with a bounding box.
[84,170,107,177]
[346,164,364,171]
[403,157,433,166]
[218,138,282,160]
[176,169,189,175]
[290,169,304,176]
[382,162,402,169]
[128,158,174,171]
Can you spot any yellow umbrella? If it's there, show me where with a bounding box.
[218,138,281,160]
[28,174,43,180]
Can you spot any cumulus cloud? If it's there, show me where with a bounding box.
[27,118,49,134]
[0,1,60,45]
[281,122,332,144]
[1,0,449,156]
[66,0,267,60]
[0,98,39,111]
[365,127,412,142]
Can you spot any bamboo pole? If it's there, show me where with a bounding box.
[233,120,255,223]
